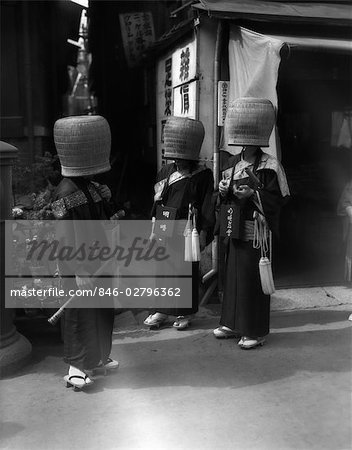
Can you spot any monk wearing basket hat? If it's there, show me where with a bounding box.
[51,115,118,389]
[144,116,215,330]
[213,98,290,349]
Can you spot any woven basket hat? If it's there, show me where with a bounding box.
[54,115,111,177]
[163,116,205,161]
[227,98,275,147]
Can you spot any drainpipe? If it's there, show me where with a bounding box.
[201,20,223,301]
[22,1,35,165]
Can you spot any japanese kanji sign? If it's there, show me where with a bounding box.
[173,81,198,119]
[171,40,197,87]
[164,57,173,116]
[119,12,155,68]
[218,81,229,126]
[156,38,197,169]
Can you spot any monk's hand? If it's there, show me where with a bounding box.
[92,182,112,201]
[219,178,230,197]
[98,184,112,201]
[233,184,254,199]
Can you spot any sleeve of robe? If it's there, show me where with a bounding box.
[194,168,216,245]
[150,163,176,218]
[255,169,289,239]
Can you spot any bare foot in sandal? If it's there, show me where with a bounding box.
[65,366,94,389]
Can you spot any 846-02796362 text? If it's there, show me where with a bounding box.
[10,286,182,298]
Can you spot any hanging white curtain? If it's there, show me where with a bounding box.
[223,26,284,159]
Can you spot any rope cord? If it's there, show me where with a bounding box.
[253,191,272,260]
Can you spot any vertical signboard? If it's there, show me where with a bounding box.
[156,53,173,168]
[119,12,155,68]
[156,37,198,169]
[164,56,173,117]
[217,81,229,126]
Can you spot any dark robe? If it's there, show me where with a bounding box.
[152,163,215,316]
[218,150,289,337]
[52,177,115,371]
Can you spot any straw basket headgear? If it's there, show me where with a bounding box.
[54,115,111,177]
[163,116,205,161]
[226,98,275,147]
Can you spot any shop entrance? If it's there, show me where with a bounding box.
[275,48,352,287]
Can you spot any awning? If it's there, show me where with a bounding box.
[146,18,194,56]
[193,1,352,26]
[268,34,352,52]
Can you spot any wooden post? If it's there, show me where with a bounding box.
[0,141,32,377]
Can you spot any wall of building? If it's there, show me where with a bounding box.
[1,1,182,215]
[160,11,352,287]
[88,0,184,215]
[0,1,83,163]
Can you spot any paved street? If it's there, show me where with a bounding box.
[0,288,351,450]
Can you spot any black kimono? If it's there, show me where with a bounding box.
[152,162,215,316]
[51,177,115,371]
[218,150,289,337]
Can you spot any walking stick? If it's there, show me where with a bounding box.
[48,258,114,326]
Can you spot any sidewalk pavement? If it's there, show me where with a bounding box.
[0,286,351,450]
[114,284,352,328]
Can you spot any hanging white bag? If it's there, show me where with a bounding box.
[191,206,201,262]
[184,203,193,261]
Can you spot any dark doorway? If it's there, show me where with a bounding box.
[275,48,352,287]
